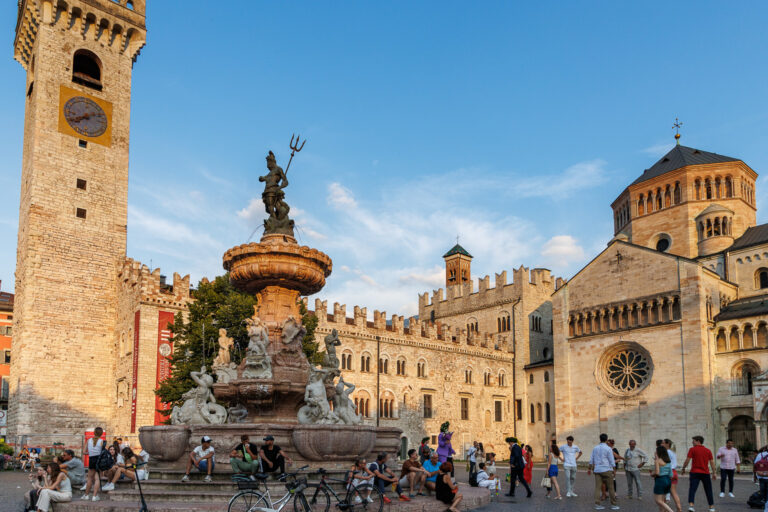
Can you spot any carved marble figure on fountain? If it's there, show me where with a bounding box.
[213,328,238,384]
[170,366,228,425]
[242,315,272,379]
[298,366,341,425]
[227,403,249,424]
[332,376,361,425]
[274,316,307,369]
[259,151,295,237]
[322,329,342,370]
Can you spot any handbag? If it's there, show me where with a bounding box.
[540,476,551,488]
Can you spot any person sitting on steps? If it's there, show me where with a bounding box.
[423,452,441,494]
[182,436,215,483]
[369,452,411,503]
[399,449,429,497]
[230,435,261,477]
[259,435,292,476]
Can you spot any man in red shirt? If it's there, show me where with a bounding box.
[680,436,717,512]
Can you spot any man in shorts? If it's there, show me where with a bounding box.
[182,436,215,482]
[399,449,428,497]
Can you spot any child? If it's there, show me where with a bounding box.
[486,453,497,479]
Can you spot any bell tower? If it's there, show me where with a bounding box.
[9,0,146,434]
[443,243,472,287]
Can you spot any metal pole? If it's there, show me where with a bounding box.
[376,335,381,427]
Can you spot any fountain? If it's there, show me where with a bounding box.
[140,143,401,468]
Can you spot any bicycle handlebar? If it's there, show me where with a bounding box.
[278,465,310,481]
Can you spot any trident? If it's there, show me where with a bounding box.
[284,134,306,175]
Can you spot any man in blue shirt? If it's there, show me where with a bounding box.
[422,452,441,493]
[587,433,618,510]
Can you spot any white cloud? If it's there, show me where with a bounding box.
[540,235,585,268]
[237,198,263,224]
[327,183,358,208]
[642,142,674,157]
[128,206,220,248]
[514,160,608,199]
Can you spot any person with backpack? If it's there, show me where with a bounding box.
[82,427,105,502]
[419,437,431,464]
[752,445,768,508]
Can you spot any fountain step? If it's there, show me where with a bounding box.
[59,484,491,512]
[148,467,350,481]
[109,478,349,493]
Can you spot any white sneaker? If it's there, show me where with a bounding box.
[102,483,115,491]
[92,496,101,502]
[571,492,578,497]
[688,507,695,512]
[204,475,212,482]
[719,492,724,498]
[80,494,91,500]
[566,492,572,497]
[181,474,189,482]
[353,497,362,504]
[364,497,373,503]
[79,484,87,491]
[728,492,734,498]
[610,507,620,511]
[594,506,605,511]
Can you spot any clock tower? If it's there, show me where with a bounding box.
[9,0,146,434]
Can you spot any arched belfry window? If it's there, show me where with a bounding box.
[756,268,768,289]
[72,50,102,90]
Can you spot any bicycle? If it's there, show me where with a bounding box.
[228,465,310,512]
[299,468,383,512]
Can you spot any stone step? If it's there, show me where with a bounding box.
[57,502,223,512]
[111,478,350,493]
[108,488,236,503]
[148,467,350,482]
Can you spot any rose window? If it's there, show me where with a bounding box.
[605,349,650,393]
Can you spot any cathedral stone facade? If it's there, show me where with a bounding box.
[554,144,768,457]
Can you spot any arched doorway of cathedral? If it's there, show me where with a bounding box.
[728,415,756,455]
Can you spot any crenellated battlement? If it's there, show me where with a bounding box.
[118,258,191,307]
[311,298,512,355]
[15,0,146,70]
[419,265,565,313]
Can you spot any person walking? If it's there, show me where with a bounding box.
[716,439,740,498]
[624,440,648,500]
[651,445,674,512]
[662,439,683,512]
[506,437,532,498]
[523,445,533,486]
[587,433,619,510]
[467,441,478,475]
[561,435,582,497]
[545,443,564,500]
[680,435,716,512]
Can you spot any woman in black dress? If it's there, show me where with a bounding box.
[435,462,462,512]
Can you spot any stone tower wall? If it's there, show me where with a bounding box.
[9,0,146,435]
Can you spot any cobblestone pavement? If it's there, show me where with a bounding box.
[0,467,760,512]
[473,468,759,512]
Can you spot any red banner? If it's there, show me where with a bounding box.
[130,311,140,433]
[154,311,175,425]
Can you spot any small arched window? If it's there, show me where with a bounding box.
[417,360,426,378]
[537,403,542,421]
[465,368,473,384]
[545,402,551,423]
[529,374,534,384]
[543,347,550,359]
[674,182,681,204]
[530,403,535,423]
[544,370,550,382]
[755,268,768,289]
[72,50,102,90]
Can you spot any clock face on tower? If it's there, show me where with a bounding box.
[63,96,108,138]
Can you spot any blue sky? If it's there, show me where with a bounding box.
[1,1,768,316]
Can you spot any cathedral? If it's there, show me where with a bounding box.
[6,0,767,462]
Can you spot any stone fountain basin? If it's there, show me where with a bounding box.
[292,424,379,461]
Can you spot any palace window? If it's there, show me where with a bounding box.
[530,403,535,423]
[378,358,388,374]
[544,371,550,382]
[537,403,542,421]
[360,355,371,373]
[396,359,406,376]
[465,368,473,384]
[494,400,503,422]
[417,360,426,378]
[529,374,534,384]
[545,402,551,423]
[498,372,506,387]
[516,399,522,420]
[423,394,433,418]
[483,371,491,386]
[341,353,352,370]
[460,397,469,420]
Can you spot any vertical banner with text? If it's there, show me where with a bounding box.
[130,310,140,433]
[154,311,175,425]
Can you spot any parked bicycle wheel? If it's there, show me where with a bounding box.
[294,484,330,512]
[228,490,270,512]
[348,484,383,512]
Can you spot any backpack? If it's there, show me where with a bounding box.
[96,443,114,472]
[747,490,766,509]
[756,453,768,477]
[468,471,478,487]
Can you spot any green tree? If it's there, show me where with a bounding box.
[154,274,257,414]
[299,299,323,365]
